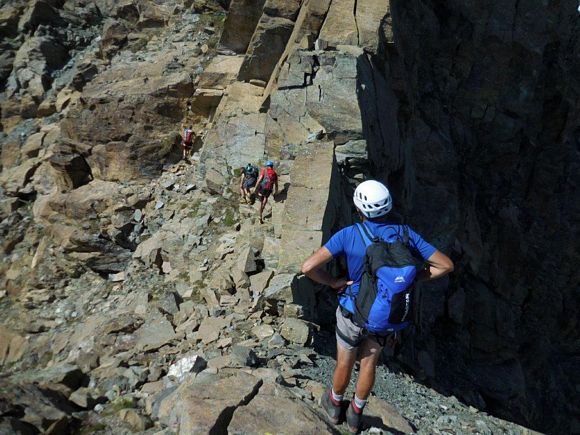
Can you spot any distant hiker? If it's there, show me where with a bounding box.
[254,160,278,224]
[301,180,454,433]
[181,125,194,160]
[239,162,259,204]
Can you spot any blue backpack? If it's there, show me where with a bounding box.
[349,223,421,334]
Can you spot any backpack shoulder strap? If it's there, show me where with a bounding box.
[402,225,410,244]
[362,222,381,242]
[355,223,374,246]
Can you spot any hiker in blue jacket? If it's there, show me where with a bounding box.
[301,180,454,433]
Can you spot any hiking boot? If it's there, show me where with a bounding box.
[321,388,341,424]
[345,401,363,433]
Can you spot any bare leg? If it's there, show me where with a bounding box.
[332,342,357,395]
[354,338,383,400]
[259,195,269,224]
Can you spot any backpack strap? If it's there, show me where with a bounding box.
[402,225,409,245]
[362,222,381,242]
[359,222,411,246]
[355,223,373,246]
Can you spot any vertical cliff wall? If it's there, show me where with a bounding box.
[364,1,579,432]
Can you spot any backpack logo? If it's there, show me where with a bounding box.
[347,223,421,334]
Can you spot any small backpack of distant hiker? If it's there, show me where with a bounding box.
[245,164,258,178]
[350,223,422,334]
[260,167,276,191]
[183,128,194,144]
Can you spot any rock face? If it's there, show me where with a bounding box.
[218,0,266,54]
[237,4,299,82]
[367,2,580,432]
[0,0,578,434]
[277,142,336,273]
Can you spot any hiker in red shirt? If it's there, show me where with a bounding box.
[254,160,278,224]
[181,125,195,160]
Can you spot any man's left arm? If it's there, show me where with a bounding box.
[406,227,454,282]
[416,250,454,282]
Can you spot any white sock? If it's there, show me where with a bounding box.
[353,395,367,410]
[331,389,344,403]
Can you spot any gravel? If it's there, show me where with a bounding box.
[300,330,537,434]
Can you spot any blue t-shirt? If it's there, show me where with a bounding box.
[324,221,436,308]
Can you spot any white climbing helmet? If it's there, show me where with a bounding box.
[353,180,392,218]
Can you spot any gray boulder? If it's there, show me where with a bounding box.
[229,381,335,434]
[135,314,177,352]
[280,318,310,346]
[157,371,263,434]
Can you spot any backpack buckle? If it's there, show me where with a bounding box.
[340,306,353,319]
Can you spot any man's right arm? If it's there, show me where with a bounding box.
[301,247,352,292]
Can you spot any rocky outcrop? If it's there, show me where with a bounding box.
[237,1,301,82]
[277,141,336,274]
[0,326,28,366]
[317,0,390,52]
[218,0,266,54]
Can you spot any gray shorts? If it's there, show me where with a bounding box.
[335,306,386,351]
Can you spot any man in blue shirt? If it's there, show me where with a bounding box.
[301,180,454,433]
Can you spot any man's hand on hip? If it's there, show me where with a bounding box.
[330,277,353,293]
